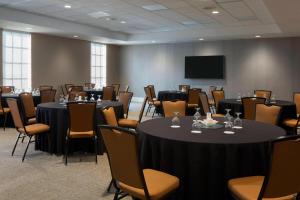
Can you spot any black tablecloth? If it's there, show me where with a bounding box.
[218,99,297,126]
[36,101,123,155]
[0,93,40,128]
[137,117,285,200]
[157,91,188,115]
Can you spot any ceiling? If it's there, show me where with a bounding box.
[0,0,299,44]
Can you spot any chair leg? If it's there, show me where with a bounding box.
[22,135,32,162]
[3,113,7,131]
[12,132,22,156]
[21,136,25,143]
[94,136,98,164]
[65,136,69,166]
[113,188,120,200]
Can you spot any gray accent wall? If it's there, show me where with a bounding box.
[119,38,300,100]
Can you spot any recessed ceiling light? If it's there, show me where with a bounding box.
[142,4,168,11]
[64,4,71,9]
[26,27,32,30]
[255,35,261,38]
[88,11,110,19]
[151,40,156,43]
[120,21,126,24]
[105,17,111,21]
[73,35,79,38]
[198,38,204,41]
[212,10,219,14]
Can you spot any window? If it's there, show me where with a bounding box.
[91,43,106,88]
[2,31,31,90]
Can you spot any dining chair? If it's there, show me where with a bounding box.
[147,85,157,100]
[208,86,217,106]
[40,89,56,103]
[65,102,97,165]
[19,92,37,125]
[255,104,281,125]
[212,90,225,111]
[69,85,84,92]
[228,135,300,200]
[283,92,300,134]
[39,85,53,91]
[112,84,120,97]
[162,100,186,117]
[102,98,146,129]
[1,86,14,93]
[68,91,87,101]
[254,90,272,99]
[84,83,95,89]
[0,93,10,131]
[199,92,224,117]
[118,91,133,118]
[65,84,74,93]
[102,86,115,100]
[7,98,50,162]
[144,86,161,117]
[98,125,180,200]
[242,97,266,120]
[187,88,201,109]
[179,85,190,92]
[124,85,130,92]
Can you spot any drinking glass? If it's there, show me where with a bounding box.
[171,112,180,128]
[224,116,235,134]
[224,109,231,121]
[90,93,95,101]
[59,95,64,103]
[191,120,202,134]
[233,112,243,129]
[64,95,69,103]
[193,107,201,122]
[97,95,101,102]
[237,93,241,101]
[84,96,88,102]
[270,94,276,103]
[75,94,79,101]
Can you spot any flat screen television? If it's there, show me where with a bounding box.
[185,56,225,79]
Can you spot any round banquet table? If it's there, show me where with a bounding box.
[0,93,40,128]
[218,99,297,126]
[36,101,123,155]
[137,117,286,200]
[157,91,188,115]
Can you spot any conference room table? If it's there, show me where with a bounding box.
[35,101,123,155]
[137,116,286,200]
[217,99,297,126]
[157,90,188,114]
[0,93,40,127]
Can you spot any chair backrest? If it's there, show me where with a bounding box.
[212,90,225,110]
[144,86,153,103]
[112,84,120,96]
[40,89,57,103]
[84,83,95,89]
[255,90,272,99]
[1,86,14,93]
[179,85,190,92]
[242,97,266,120]
[199,92,210,114]
[68,91,87,101]
[65,84,74,92]
[294,92,300,116]
[162,101,186,117]
[124,85,130,92]
[138,97,147,123]
[258,135,300,199]
[99,125,148,195]
[6,98,24,129]
[255,104,281,125]
[118,91,133,118]
[39,85,53,91]
[147,85,156,99]
[102,86,114,100]
[188,88,201,105]
[102,107,118,126]
[19,92,36,119]
[69,85,83,92]
[67,102,96,134]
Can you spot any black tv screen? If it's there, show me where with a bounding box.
[185,56,225,79]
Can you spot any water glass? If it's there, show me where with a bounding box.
[270,94,276,103]
[84,96,88,102]
[224,109,231,121]
[191,121,202,134]
[59,95,64,103]
[171,112,180,128]
[237,93,241,101]
[193,107,201,122]
[224,116,235,134]
[233,112,243,129]
[90,93,95,101]
[97,95,101,102]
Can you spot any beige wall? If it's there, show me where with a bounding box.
[31,33,90,94]
[0,29,2,86]
[106,44,121,86]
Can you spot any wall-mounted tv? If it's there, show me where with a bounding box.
[185,56,225,79]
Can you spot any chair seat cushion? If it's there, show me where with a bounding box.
[27,117,37,125]
[283,119,299,127]
[69,130,94,138]
[119,169,179,200]
[18,123,50,135]
[149,100,161,106]
[187,104,198,108]
[118,118,138,129]
[0,107,10,114]
[212,113,225,118]
[228,176,295,200]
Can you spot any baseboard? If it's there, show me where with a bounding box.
[132,97,144,103]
